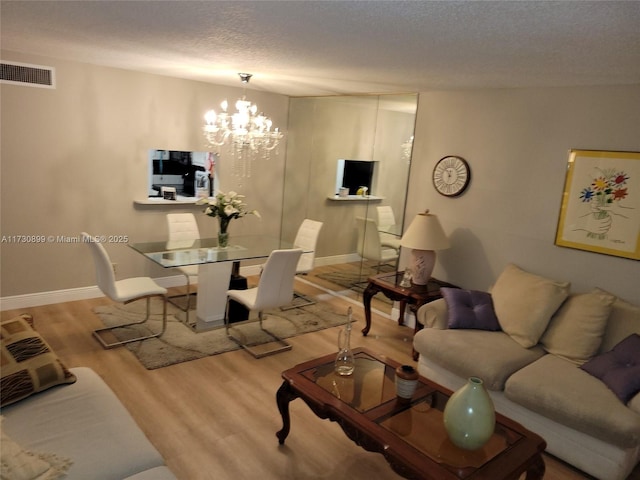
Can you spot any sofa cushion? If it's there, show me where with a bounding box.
[491,264,570,348]
[1,367,167,480]
[1,417,72,480]
[540,289,615,365]
[580,334,640,403]
[413,328,546,391]
[1,314,76,407]
[598,293,640,354]
[505,355,640,448]
[441,288,501,331]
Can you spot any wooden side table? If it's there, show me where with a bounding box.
[362,271,457,351]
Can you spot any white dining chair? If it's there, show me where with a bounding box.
[282,218,323,309]
[81,232,167,349]
[166,213,200,323]
[355,217,399,272]
[376,205,401,252]
[225,248,302,358]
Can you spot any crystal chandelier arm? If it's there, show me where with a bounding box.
[201,73,284,172]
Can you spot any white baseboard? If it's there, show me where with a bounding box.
[0,255,360,311]
[0,275,184,311]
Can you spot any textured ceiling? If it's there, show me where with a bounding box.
[2,1,640,97]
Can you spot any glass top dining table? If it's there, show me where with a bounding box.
[128,235,306,331]
[129,235,301,269]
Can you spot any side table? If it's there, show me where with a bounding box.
[362,272,457,357]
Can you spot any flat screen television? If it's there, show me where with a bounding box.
[336,159,375,195]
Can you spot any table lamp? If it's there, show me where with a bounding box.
[400,210,450,285]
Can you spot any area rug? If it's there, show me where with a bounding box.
[93,298,348,370]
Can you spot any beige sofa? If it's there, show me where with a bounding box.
[1,314,176,480]
[413,264,640,480]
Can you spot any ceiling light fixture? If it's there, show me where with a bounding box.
[203,73,283,178]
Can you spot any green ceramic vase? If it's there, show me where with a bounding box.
[443,376,495,450]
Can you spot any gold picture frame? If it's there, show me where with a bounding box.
[555,149,640,260]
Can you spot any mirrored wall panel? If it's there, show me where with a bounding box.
[282,94,418,310]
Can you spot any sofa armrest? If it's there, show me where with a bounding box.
[417,298,449,329]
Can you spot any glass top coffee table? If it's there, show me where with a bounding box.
[276,348,546,480]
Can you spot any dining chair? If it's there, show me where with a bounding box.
[166,213,200,323]
[81,232,167,349]
[281,218,323,310]
[355,217,399,273]
[376,205,401,252]
[225,248,303,358]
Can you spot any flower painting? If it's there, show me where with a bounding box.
[555,150,640,260]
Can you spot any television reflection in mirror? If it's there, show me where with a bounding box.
[335,159,377,195]
[149,150,216,198]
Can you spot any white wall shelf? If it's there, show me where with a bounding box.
[327,195,384,201]
[134,197,207,206]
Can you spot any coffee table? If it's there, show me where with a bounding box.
[276,348,546,480]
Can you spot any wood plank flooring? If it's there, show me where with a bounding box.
[2,269,634,480]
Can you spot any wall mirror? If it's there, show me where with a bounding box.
[282,93,417,313]
[148,150,219,198]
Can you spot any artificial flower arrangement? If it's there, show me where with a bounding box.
[197,191,260,246]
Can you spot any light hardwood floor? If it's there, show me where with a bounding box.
[1,274,631,480]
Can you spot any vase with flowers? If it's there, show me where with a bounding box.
[197,191,260,248]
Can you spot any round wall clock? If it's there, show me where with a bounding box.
[432,155,471,197]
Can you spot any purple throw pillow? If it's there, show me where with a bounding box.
[580,334,640,403]
[441,287,501,331]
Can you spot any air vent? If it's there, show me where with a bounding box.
[1,61,56,89]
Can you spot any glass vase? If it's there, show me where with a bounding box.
[218,217,230,248]
[443,376,495,450]
[335,307,355,376]
[218,231,229,248]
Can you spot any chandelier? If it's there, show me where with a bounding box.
[401,135,414,164]
[203,73,283,178]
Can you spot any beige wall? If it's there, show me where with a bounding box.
[406,85,640,302]
[1,51,289,297]
[2,50,639,305]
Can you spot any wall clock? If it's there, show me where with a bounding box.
[432,155,471,197]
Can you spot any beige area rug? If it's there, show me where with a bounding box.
[93,298,348,370]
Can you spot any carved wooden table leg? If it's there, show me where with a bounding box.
[362,282,380,336]
[524,454,545,480]
[276,380,298,444]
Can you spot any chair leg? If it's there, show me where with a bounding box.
[280,291,316,310]
[226,309,292,359]
[93,295,168,349]
[168,274,195,326]
[281,275,315,310]
[224,297,231,335]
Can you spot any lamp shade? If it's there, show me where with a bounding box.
[400,211,450,251]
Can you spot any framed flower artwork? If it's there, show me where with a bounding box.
[555,149,640,260]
